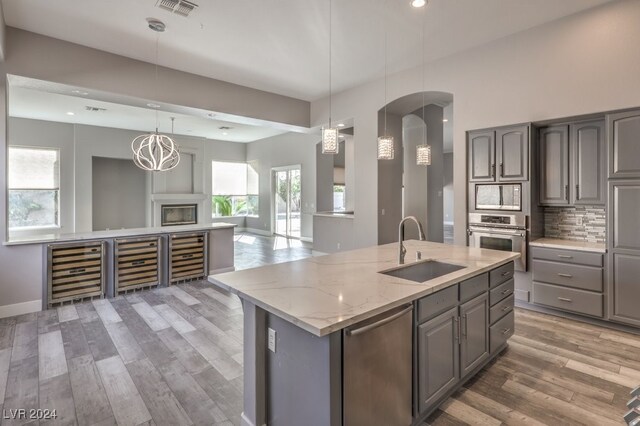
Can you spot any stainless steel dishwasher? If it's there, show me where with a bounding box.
[343,304,413,426]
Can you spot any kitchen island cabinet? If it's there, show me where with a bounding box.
[210,241,518,426]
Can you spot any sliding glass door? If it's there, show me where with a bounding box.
[274,167,301,238]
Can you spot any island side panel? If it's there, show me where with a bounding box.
[265,312,342,426]
[242,301,267,426]
[209,227,235,274]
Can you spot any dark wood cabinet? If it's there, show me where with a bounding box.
[417,307,460,413]
[539,125,570,205]
[468,126,529,183]
[459,293,489,377]
[608,110,640,179]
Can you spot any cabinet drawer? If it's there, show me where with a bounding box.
[460,273,488,303]
[532,282,603,318]
[489,262,514,288]
[531,247,603,267]
[532,260,603,292]
[490,278,514,306]
[417,285,458,324]
[490,294,514,325]
[490,310,514,353]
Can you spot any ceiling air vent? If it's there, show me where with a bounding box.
[85,106,107,112]
[156,0,198,17]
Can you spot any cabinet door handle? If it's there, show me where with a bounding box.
[491,164,496,178]
[69,268,86,274]
[454,317,460,341]
[576,184,580,200]
[501,288,511,295]
[565,184,569,201]
[502,305,511,312]
[502,271,512,277]
[462,314,468,339]
[557,273,573,278]
[558,255,573,259]
[558,297,572,302]
[502,328,511,335]
[500,163,504,178]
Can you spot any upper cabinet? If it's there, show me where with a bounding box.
[572,120,606,205]
[608,110,640,179]
[539,126,570,205]
[468,125,529,183]
[496,126,529,181]
[539,120,605,206]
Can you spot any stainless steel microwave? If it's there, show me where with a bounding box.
[475,184,522,211]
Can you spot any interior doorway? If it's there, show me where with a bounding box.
[273,166,301,239]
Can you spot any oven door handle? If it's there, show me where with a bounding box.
[469,229,525,238]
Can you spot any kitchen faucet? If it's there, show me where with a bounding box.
[398,216,426,264]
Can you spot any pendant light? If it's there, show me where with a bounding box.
[132,19,181,172]
[416,4,431,166]
[322,0,339,155]
[377,0,394,160]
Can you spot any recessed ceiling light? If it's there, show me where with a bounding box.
[443,118,449,123]
[147,103,161,108]
[222,132,228,136]
[338,123,345,127]
[411,0,426,8]
[66,112,75,116]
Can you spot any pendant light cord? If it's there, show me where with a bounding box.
[421,4,426,144]
[155,34,159,133]
[328,0,332,128]
[383,0,388,136]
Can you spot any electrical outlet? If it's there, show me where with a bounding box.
[337,242,341,250]
[268,328,276,353]
[381,208,386,216]
[576,216,583,226]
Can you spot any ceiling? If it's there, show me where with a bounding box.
[8,86,290,142]
[1,0,614,101]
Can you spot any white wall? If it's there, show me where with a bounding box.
[246,132,319,240]
[311,0,640,247]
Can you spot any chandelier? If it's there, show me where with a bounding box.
[132,19,180,172]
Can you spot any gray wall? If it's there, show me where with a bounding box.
[316,142,334,213]
[377,112,404,245]
[92,157,147,231]
[443,152,454,225]
[246,132,318,240]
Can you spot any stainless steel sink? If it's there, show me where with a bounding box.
[380,260,465,283]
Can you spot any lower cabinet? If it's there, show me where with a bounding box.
[460,293,489,377]
[417,306,460,413]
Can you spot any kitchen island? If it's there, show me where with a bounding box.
[210,241,519,426]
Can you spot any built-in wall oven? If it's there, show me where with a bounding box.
[468,213,527,271]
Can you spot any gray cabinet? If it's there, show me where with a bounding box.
[459,293,489,377]
[572,120,606,205]
[468,130,495,182]
[608,110,640,179]
[539,125,570,205]
[497,126,529,181]
[469,127,529,183]
[609,180,640,327]
[417,307,459,412]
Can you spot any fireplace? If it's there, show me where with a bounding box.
[161,204,198,226]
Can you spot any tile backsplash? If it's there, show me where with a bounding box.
[544,206,606,243]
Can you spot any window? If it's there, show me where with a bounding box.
[333,185,346,212]
[212,161,259,217]
[8,147,60,229]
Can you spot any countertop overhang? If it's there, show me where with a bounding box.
[4,222,238,246]
[209,241,519,337]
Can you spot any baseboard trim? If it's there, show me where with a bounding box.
[0,299,42,319]
[209,266,236,275]
[236,228,272,237]
[312,250,328,257]
[300,236,313,243]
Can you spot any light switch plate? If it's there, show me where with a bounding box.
[268,328,276,353]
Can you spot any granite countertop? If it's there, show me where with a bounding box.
[530,237,606,253]
[209,241,519,337]
[3,222,237,246]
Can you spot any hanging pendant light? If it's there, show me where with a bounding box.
[132,19,180,172]
[377,0,394,161]
[322,0,339,154]
[416,3,431,166]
